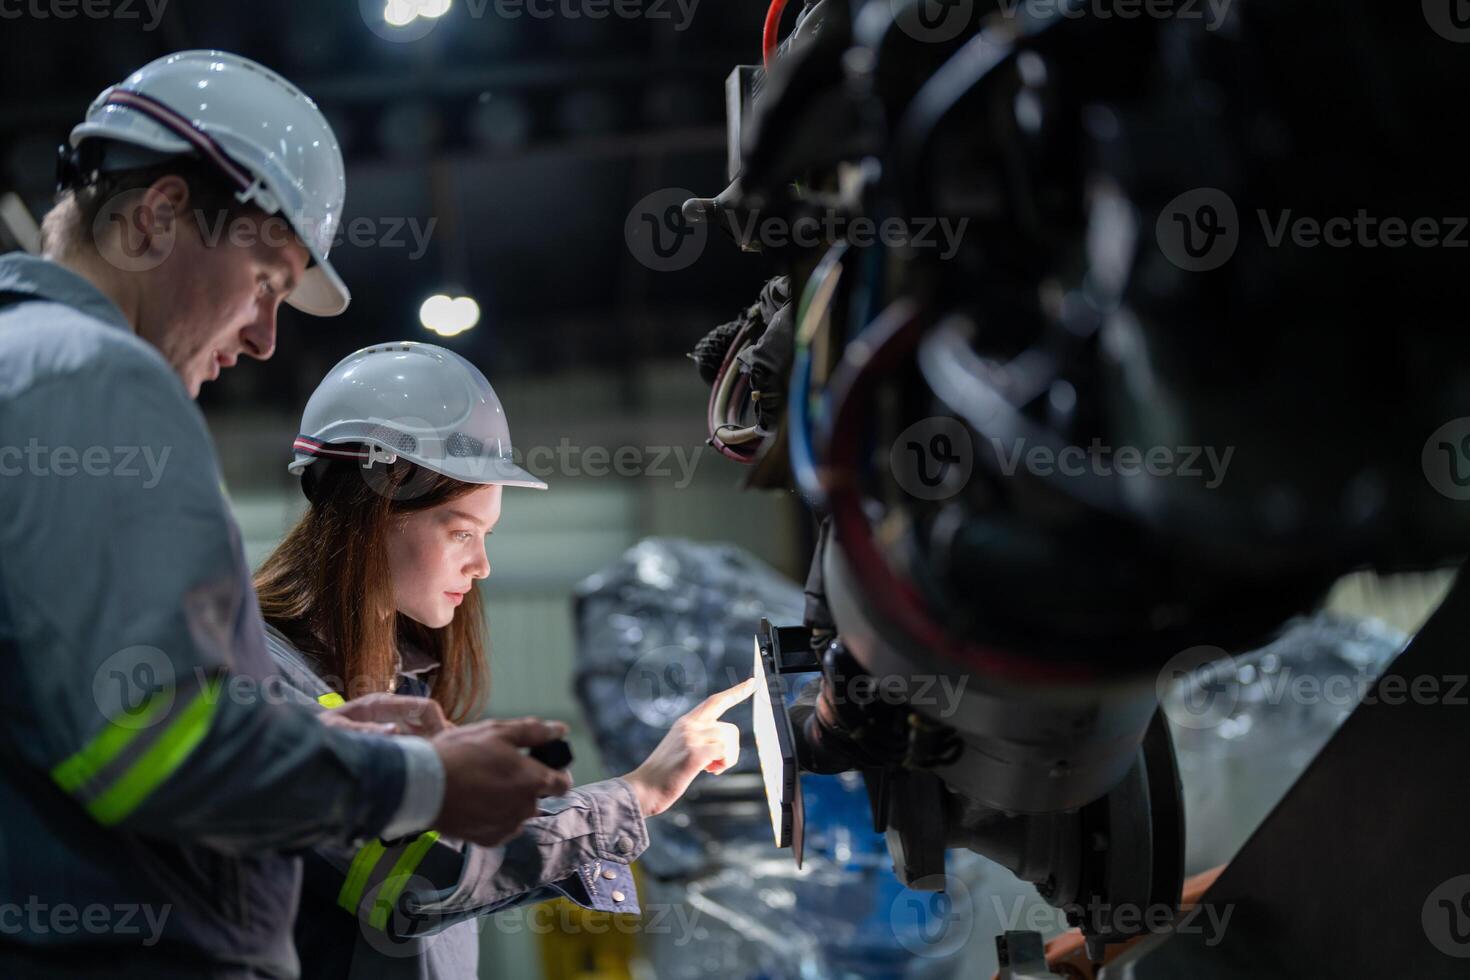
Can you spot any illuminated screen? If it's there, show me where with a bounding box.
[752,636,789,847]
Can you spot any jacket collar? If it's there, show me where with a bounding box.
[0,252,132,332]
[397,640,441,680]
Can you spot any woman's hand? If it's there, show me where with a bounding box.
[623,678,756,818]
[325,693,452,737]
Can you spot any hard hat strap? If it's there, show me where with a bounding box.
[293,435,368,462]
[293,436,399,471]
[103,89,255,197]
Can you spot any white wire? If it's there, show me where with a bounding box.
[711,340,752,440]
[716,423,763,445]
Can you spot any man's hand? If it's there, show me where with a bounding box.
[623,679,755,818]
[431,718,574,847]
[325,693,451,737]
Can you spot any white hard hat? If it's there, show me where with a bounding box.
[70,50,350,316]
[289,341,547,490]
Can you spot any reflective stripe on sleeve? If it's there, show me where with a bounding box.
[339,838,388,914]
[369,831,441,930]
[50,675,225,826]
[336,830,442,929]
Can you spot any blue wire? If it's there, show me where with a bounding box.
[789,343,824,506]
[788,242,850,507]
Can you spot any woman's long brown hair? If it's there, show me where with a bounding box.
[254,457,490,723]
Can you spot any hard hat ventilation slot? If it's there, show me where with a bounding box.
[368,427,418,454]
[446,432,483,457]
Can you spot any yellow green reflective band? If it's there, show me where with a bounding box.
[339,839,387,914]
[369,831,441,931]
[84,677,224,826]
[318,692,346,708]
[51,695,172,796]
[50,677,223,823]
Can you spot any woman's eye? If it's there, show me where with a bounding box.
[453,531,473,542]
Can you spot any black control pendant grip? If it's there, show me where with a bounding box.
[528,738,573,770]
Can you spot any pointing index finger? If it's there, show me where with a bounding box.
[691,677,757,721]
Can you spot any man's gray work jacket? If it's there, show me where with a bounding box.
[0,254,428,979]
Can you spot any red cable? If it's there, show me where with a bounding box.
[726,373,752,427]
[762,0,790,70]
[707,321,757,462]
[823,300,1105,685]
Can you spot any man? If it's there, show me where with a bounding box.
[0,50,571,978]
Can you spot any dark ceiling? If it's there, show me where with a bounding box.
[0,0,778,409]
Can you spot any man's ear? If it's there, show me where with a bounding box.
[93,176,188,273]
[138,175,190,239]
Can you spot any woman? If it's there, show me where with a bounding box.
[253,341,752,978]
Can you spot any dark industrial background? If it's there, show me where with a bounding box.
[1,1,782,403]
[3,5,1463,977]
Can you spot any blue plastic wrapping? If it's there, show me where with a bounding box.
[1161,612,1407,873]
[570,538,981,978]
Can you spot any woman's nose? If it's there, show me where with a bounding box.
[467,543,491,579]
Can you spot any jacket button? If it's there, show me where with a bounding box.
[615,836,633,855]
[612,890,626,903]
[602,869,617,880]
